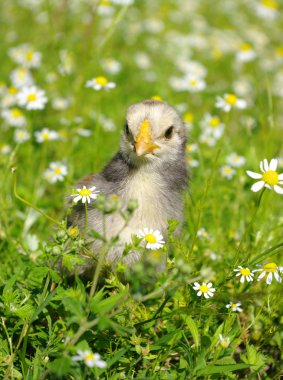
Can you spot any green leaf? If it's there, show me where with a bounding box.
[105,348,128,369]
[62,296,84,318]
[240,345,266,372]
[215,357,236,365]
[48,357,71,377]
[185,316,200,348]
[90,291,127,315]
[196,363,252,375]
[13,303,35,320]
[89,229,106,242]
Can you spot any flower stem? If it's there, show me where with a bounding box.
[84,202,88,238]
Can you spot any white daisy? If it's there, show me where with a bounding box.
[183,74,206,93]
[57,50,74,76]
[51,97,70,111]
[220,165,236,180]
[236,43,257,63]
[183,112,194,129]
[43,162,68,183]
[14,129,30,144]
[216,93,247,112]
[200,114,225,140]
[199,132,217,147]
[102,58,122,75]
[188,157,200,167]
[34,128,59,143]
[254,262,283,285]
[72,186,100,204]
[17,86,48,110]
[111,0,134,5]
[134,52,151,69]
[76,128,92,137]
[71,350,107,368]
[246,158,283,194]
[226,301,243,312]
[137,228,165,250]
[176,59,207,78]
[2,86,19,108]
[8,44,42,68]
[85,76,116,91]
[254,0,279,20]
[2,108,26,127]
[234,266,255,283]
[218,334,230,348]
[193,282,216,299]
[10,67,34,88]
[196,227,211,240]
[226,153,246,168]
[0,144,12,155]
[96,0,115,16]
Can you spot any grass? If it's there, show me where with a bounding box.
[0,0,283,379]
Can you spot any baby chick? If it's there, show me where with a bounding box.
[68,100,188,272]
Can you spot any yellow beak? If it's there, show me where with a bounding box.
[134,119,160,156]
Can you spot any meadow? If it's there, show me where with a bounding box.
[0,0,283,379]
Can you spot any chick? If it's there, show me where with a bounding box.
[68,100,188,272]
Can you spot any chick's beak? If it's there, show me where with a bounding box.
[134,119,160,156]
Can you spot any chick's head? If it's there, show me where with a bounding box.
[121,100,187,166]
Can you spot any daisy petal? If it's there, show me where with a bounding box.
[251,180,265,192]
[274,185,283,194]
[263,159,269,171]
[269,158,278,171]
[266,272,273,285]
[246,170,262,179]
[260,160,264,172]
[274,271,281,283]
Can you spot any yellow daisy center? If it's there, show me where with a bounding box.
[79,188,92,197]
[199,285,209,293]
[145,233,157,244]
[262,262,277,272]
[54,168,62,175]
[96,76,108,86]
[151,95,163,101]
[240,43,252,52]
[8,86,18,95]
[223,167,232,174]
[220,339,229,348]
[26,51,34,61]
[232,303,237,309]
[225,94,237,105]
[11,108,23,118]
[68,226,79,238]
[27,93,37,102]
[183,112,194,123]
[99,0,111,6]
[209,117,220,127]
[275,47,283,57]
[84,353,94,361]
[261,0,278,10]
[262,170,279,186]
[42,132,50,140]
[189,79,198,86]
[240,268,251,276]
[18,68,26,77]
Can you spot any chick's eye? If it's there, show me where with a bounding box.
[124,123,130,135]
[164,126,174,139]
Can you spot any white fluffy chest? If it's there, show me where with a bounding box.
[123,169,171,232]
